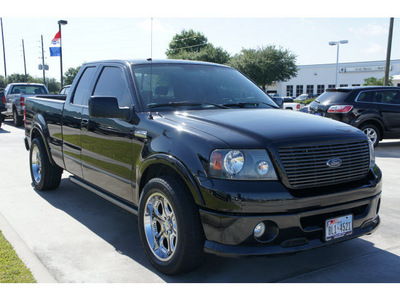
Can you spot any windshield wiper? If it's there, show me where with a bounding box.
[221,102,279,109]
[148,101,228,109]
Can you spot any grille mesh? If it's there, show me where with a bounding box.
[279,141,370,189]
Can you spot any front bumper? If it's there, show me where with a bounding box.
[198,167,382,257]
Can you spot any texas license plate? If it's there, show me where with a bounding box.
[325,215,353,241]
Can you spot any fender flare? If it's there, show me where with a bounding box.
[137,153,205,207]
[29,121,57,166]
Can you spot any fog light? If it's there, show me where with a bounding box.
[254,222,265,238]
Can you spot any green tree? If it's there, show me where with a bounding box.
[63,66,81,86]
[228,46,298,90]
[46,78,61,94]
[6,73,34,84]
[0,75,5,89]
[363,76,393,86]
[171,44,230,64]
[166,29,208,57]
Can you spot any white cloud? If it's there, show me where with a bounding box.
[349,22,387,37]
[364,42,385,54]
[138,18,173,34]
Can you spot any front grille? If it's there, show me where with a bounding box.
[279,141,370,189]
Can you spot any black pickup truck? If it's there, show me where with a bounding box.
[24,59,382,275]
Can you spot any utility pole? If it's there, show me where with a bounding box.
[1,17,7,79]
[384,18,394,86]
[22,39,27,81]
[41,35,46,85]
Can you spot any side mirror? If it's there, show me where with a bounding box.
[89,96,131,120]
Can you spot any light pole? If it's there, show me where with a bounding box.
[58,20,68,87]
[329,40,348,88]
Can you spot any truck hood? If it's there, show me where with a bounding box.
[158,108,366,148]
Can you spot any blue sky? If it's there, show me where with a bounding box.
[1,1,400,82]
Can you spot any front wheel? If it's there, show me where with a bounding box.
[138,176,204,275]
[360,124,380,147]
[30,138,63,190]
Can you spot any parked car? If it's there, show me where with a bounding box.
[271,96,283,108]
[2,83,49,126]
[299,105,309,113]
[60,85,71,95]
[0,90,5,127]
[295,94,316,102]
[309,86,400,147]
[25,59,381,275]
[282,97,304,111]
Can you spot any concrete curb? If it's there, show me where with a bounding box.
[0,211,57,283]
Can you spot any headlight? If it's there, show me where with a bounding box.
[368,138,375,168]
[223,150,244,175]
[209,149,278,180]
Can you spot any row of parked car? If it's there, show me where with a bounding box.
[269,87,400,147]
[268,93,315,111]
[2,82,400,147]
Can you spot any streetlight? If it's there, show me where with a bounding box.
[58,20,68,87]
[329,40,348,88]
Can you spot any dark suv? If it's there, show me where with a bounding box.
[309,86,400,147]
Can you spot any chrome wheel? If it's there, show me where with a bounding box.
[363,127,378,145]
[31,144,42,184]
[143,192,178,261]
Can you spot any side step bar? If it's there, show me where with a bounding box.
[69,176,138,216]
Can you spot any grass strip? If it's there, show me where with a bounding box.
[0,230,36,283]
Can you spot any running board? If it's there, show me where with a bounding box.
[69,176,138,216]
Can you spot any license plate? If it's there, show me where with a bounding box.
[325,215,353,241]
[315,112,323,116]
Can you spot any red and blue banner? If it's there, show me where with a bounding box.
[49,31,61,57]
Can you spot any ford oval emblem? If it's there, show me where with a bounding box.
[326,158,342,168]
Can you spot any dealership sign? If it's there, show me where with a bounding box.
[339,65,391,73]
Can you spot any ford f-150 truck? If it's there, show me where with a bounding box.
[24,59,382,275]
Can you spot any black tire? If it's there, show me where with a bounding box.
[30,138,63,191]
[138,176,204,275]
[360,123,380,147]
[13,108,23,127]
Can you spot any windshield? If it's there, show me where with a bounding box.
[132,64,278,111]
[11,85,47,94]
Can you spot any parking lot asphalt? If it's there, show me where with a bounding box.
[1,119,400,283]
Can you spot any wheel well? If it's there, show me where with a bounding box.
[139,163,191,200]
[358,120,384,140]
[31,128,42,141]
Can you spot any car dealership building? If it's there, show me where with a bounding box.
[267,59,400,97]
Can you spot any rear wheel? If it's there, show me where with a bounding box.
[13,108,23,127]
[138,176,204,275]
[360,124,380,147]
[30,138,63,190]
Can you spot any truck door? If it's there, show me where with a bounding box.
[62,66,98,178]
[80,64,136,203]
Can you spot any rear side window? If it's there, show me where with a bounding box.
[72,67,96,106]
[357,90,400,104]
[382,90,400,105]
[315,91,351,104]
[93,67,132,108]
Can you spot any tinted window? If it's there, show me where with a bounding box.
[357,91,380,103]
[315,90,350,104]
[382,90,400,105]
[93,67,132,107]
[72,67,96,105]
[132,64,278,111]
[11,85,47,94]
